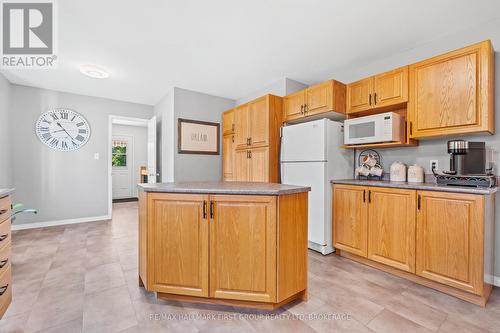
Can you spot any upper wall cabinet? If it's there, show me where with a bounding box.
[222,110,234,135]
[347,66,408,114]
[408,40,495,138]
[283,80,346,123]
[222,94,282,183]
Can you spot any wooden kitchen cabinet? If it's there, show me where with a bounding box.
[333,183,495,306]
[283,80,346,123]
[234,149,250,181]
[333,184,368,257]
[139,188,308,309]
[248,96,269,147]
[346,77,373,113]
[408,40,494,138]
[373,66,409,109]
[145,193,209,297]
[210,195,277,302]
[222,134,235,181]
[283,90,305,122]
[222,110,234,135]
[416,191,486,295]
[233,104,249,149]
[0,194,12,319]
[222,94,282,182]
[347,66,408,114]
[367,187,416,273]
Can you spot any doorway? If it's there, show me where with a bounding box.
[108,115,156,217]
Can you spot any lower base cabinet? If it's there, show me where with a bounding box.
[333,184,495,306]
[0,195,12,318]
[139,191,308,309]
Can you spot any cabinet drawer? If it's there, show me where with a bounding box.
[0,219,11,250]
[0,196,10,223]
[0,263,11,318]
[0,241,10,278]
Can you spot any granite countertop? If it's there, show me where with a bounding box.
[0,189,15,198]
[331,179,498,195]
[138,182,311,195]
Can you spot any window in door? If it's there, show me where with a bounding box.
[112,140,128,167]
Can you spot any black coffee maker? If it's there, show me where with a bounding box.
[443,140,489,176]
[435,140,495,187]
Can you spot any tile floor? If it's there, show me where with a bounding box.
[1,202,499,332]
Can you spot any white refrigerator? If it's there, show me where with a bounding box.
[281,119,352,255]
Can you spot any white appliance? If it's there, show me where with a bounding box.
[281,119,352,255]
[344,112,402,145]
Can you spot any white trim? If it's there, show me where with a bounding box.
[12,215,111,230]
[494,276,500,287]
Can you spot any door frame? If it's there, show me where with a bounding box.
[108,115,149,218]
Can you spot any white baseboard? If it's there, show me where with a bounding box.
[11,215,111,230]
[494,276,500,288]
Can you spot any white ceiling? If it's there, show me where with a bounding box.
[2,0,500,106]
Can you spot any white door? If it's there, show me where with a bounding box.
[282,161,327,246]
[147,116,157,183]
[281,119,327,162]
[112,136,133,199]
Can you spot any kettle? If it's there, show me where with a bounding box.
[390,161,407,182]
[408,164,425,183]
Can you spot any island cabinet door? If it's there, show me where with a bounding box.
[367,187,416,273]
[209,195,277,303]
[333,184,368,257]
[416,191,484,295]
[147,193,209,297]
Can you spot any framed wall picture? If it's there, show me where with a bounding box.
[178,118,220,155]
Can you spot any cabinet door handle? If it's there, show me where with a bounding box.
[417,194,421,210]
[248,150,252,158]
[210,201,214,219]
[232,135,234,143]
[363,190,366,202]
[0,284,8,296]
[202,200,207,219]
[304,104,308,113]
[0,259,8,269]
[0,234,7,242]
[232,124,235,131]
[409,122,413,136]
[374,93,377,105]
[369,94,372,105]
[0,209,7,215]
[368,190,371,203]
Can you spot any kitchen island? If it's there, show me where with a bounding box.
[137,182,310,309]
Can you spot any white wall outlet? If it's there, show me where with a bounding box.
[430,160,438,172]
[94,153,100,160]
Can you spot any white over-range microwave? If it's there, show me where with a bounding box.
[344,112,402,145]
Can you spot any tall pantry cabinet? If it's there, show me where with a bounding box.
[222,95,282,182]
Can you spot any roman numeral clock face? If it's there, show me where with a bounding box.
[35,109,91,151]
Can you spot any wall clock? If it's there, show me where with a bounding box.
[35,108,91,151]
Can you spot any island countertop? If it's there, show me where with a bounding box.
[138,181,311,196]
[331,179,498,195]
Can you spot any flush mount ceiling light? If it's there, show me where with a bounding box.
[79,64,110,79]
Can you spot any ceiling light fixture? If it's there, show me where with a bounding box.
[79,64,110,79]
